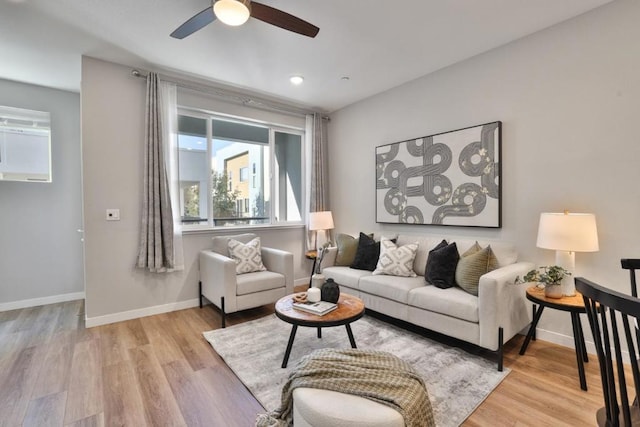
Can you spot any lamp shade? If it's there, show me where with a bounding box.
[536,212,599,252]
[309,211,334,231]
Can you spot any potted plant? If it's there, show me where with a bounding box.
[311,241,332,288]
[517,265,571,299]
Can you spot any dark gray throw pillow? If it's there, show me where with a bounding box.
[350,232,381,271]
[425,241,460,288]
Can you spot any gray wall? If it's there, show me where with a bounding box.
[0,78,83,306]
[81,57,311,324]
[328,0,640,343]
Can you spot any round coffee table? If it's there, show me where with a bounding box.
[275,293,365,368]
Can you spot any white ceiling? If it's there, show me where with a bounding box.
[0,0,614,112]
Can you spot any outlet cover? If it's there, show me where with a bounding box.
[106,209,120,221]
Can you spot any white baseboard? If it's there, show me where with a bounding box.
[85,298,200,328]
[0,291,85,312]
[295,277,310,287]
[533,327,593,353]
[533,326,631,364]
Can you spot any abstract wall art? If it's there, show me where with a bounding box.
[376,121,501,228]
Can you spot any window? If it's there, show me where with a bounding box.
[0,106,51,182]
[177,112,304,228]
[181,182,201,222]
[239,167,249,182]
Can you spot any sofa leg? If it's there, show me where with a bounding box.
[221,296,226,329]
[497,327,504,372]
[199,281,203,309]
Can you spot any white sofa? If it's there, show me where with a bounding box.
[321,235,534,370]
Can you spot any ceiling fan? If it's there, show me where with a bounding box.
[170,0,319,39]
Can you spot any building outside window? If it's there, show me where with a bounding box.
[177,111,304,228]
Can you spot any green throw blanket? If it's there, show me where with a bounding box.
[255,348,435,427]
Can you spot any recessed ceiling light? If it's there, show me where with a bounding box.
[290,75,304,85]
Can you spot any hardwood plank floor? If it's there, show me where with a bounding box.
[0,296,612,426]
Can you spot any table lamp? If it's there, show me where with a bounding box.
[309,211,334,251]
[536,211,599,296]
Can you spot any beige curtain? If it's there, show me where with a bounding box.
[136,72,175,272]
[306,113,331,250]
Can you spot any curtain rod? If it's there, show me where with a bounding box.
[131,69,329,120]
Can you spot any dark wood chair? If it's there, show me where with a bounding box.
[622,259,640,297]
[576,277,640,426]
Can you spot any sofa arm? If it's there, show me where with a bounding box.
[261,247,294,295]
[477,261,535,351]
[199,250,238,313]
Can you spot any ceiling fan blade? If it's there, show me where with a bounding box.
[170,7,216,39]
[250,2,319,38]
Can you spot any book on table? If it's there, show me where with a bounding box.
[292,300,337,316]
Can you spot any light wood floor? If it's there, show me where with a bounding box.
[0,296,608,426]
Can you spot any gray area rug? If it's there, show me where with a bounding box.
[204,314,508,426]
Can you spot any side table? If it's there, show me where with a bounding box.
[305,250,317,288]
[519,285,590,390]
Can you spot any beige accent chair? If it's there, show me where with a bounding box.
[199,233,294,327]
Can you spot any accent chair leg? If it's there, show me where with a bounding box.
[497,327,504,372]
[199,281,203,309]
[221,296,226,328]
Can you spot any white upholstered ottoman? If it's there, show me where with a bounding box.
[292,387,404,427]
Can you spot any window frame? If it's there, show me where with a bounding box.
[0,105,52,183]
[177,107,306,231]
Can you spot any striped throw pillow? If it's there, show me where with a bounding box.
[455,245,499,296]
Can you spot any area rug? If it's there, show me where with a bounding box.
[204,314,508,427]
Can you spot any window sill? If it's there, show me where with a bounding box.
[181,223,306,236]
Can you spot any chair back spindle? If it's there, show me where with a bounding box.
[621,259,640,298]
[622,258,640,389]
[577,277,640,427]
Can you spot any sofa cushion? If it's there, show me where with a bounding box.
[395,235,518,269]
[236,270,284,295]
[396,235,441,276]
[351,233,383,271]
[455,245,499,296]
[373,237,418,277]
[408,285,479,323]
[424,242,459,289]
[228,237,267,274]
[429,239,448,254]
[335,233,371,266]
[456,240,517,267]
[460,241,482,257]
[322,266,371,290]
[211,233,257,257]
[359,275,425,304]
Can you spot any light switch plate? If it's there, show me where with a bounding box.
[106,209,120,221]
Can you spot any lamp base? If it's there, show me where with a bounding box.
[316,230,330,251]
[555,250,576,296]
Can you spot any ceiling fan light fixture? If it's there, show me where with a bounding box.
[214,0,251,26]
[290,75,304,85]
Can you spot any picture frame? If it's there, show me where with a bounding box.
[375,121,501,228]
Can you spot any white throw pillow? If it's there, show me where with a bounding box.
[373,237,418,277]
[228,237,267,274]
